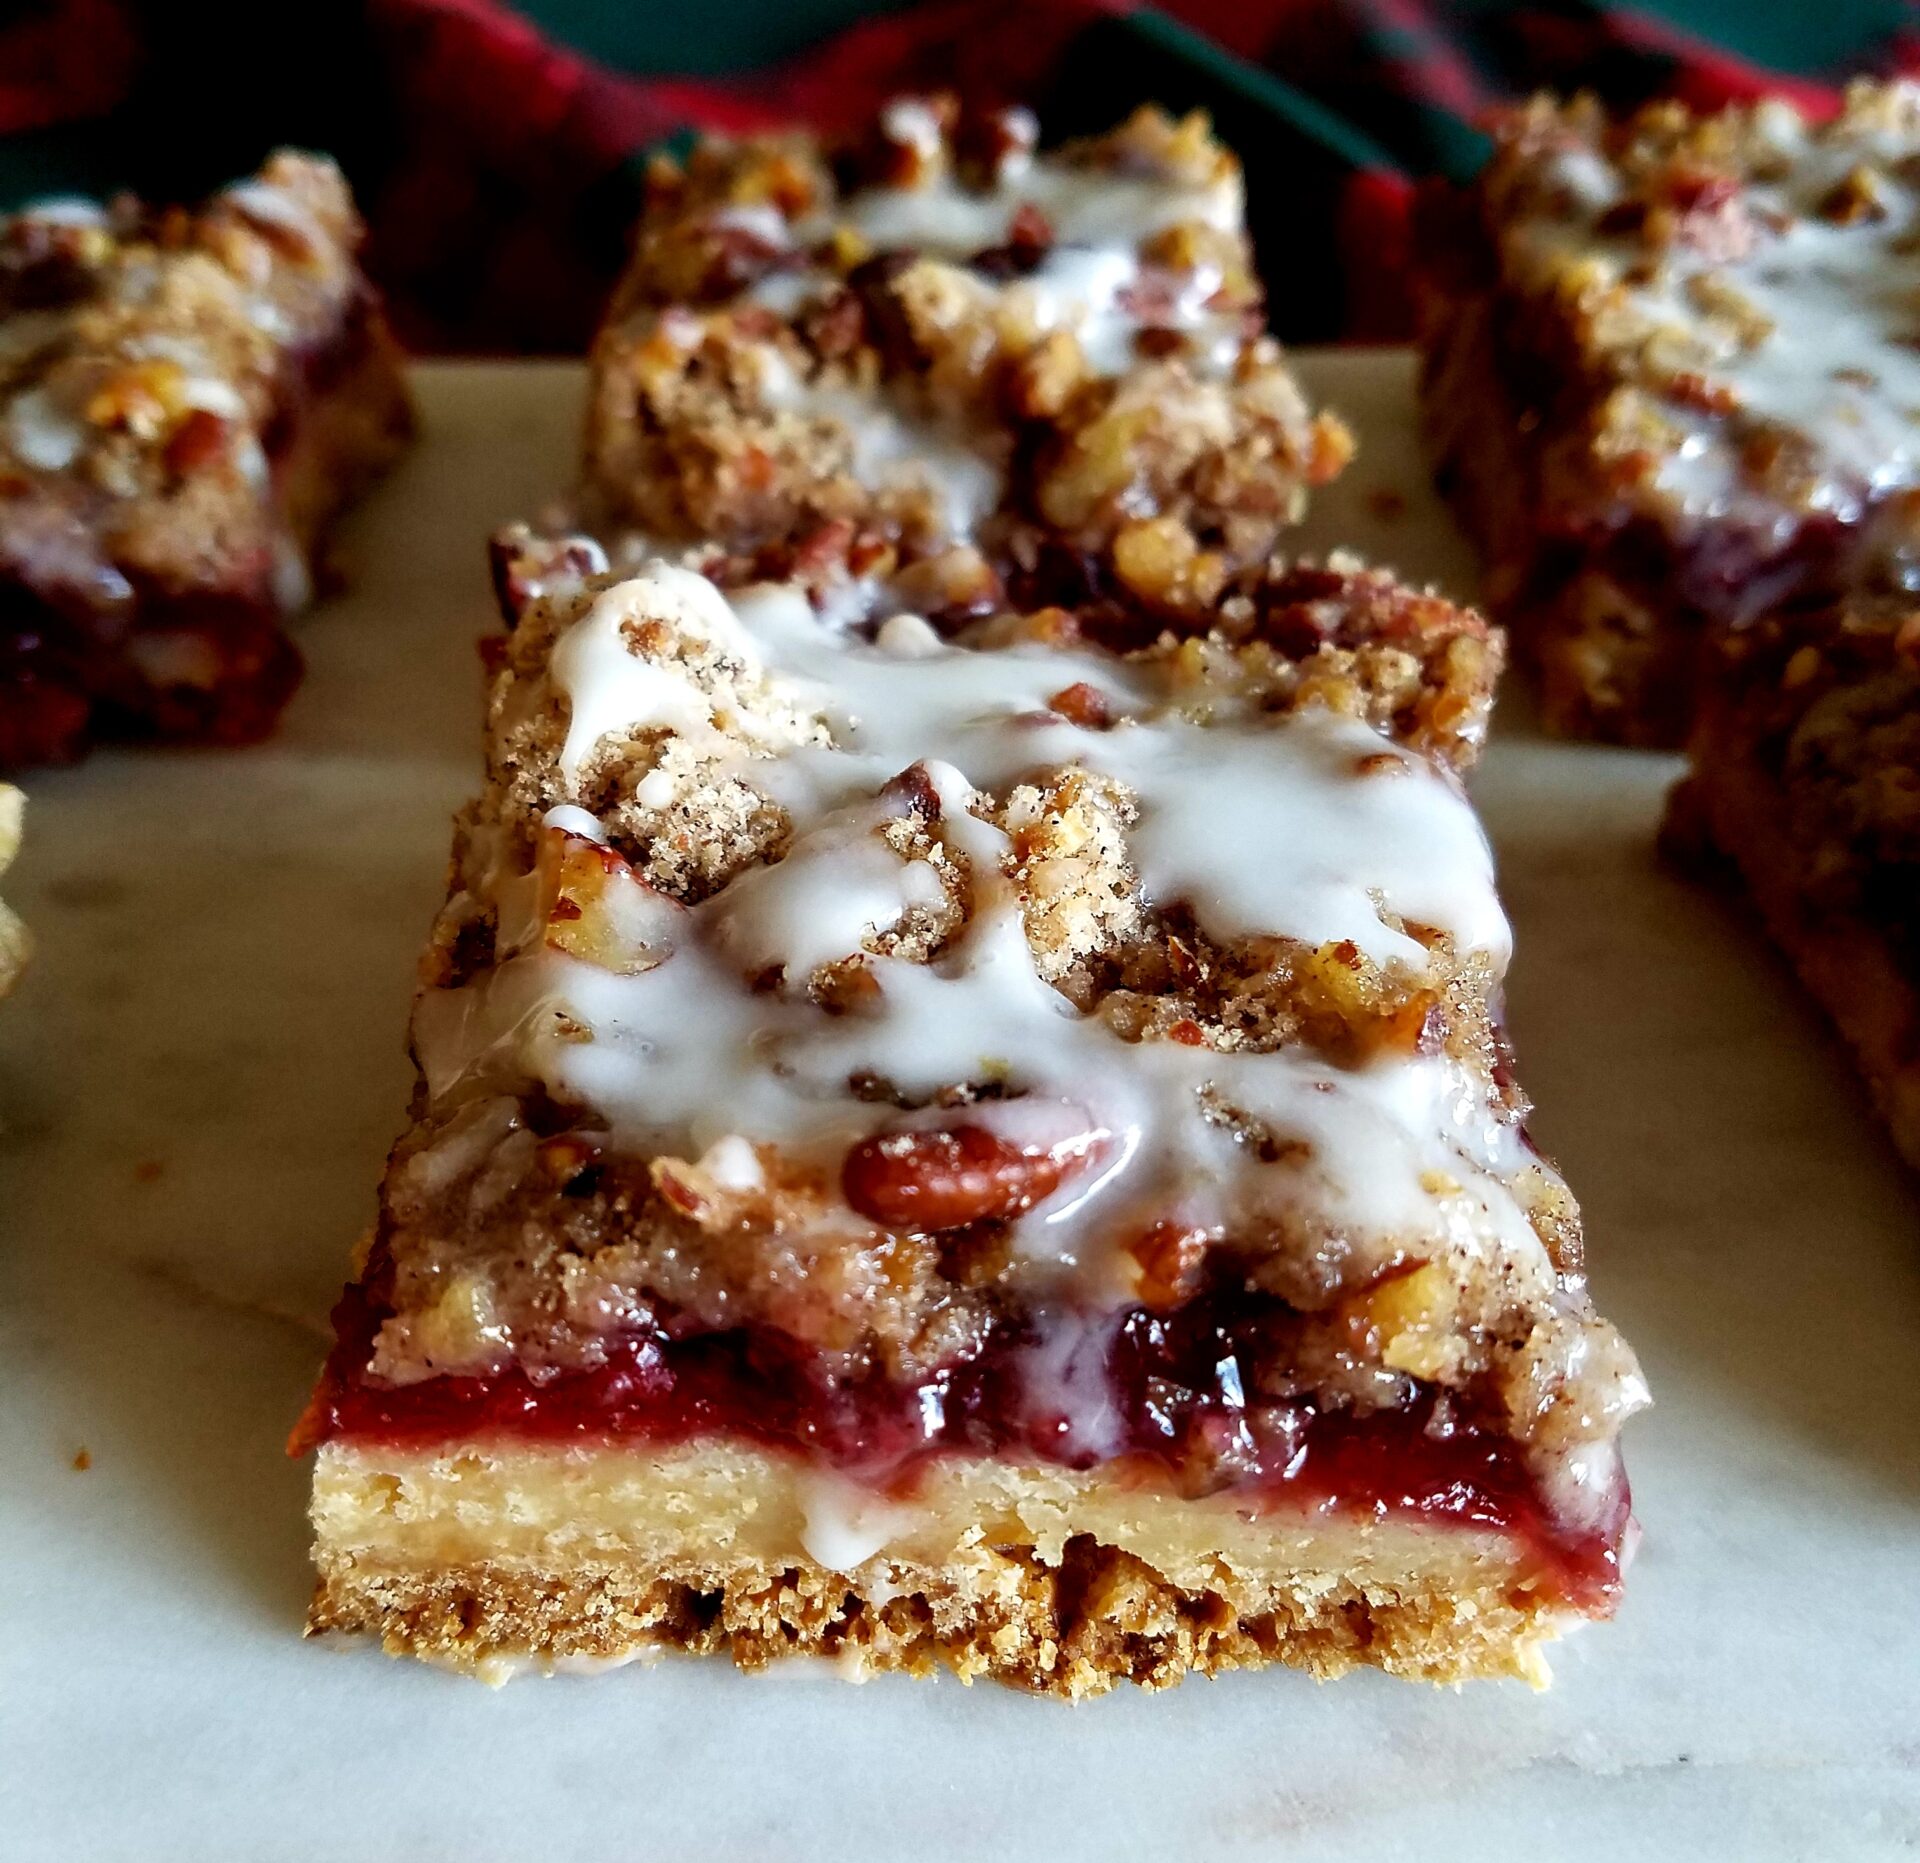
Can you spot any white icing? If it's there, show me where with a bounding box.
[711,794,946,980]
[466,1646,664,1686]
[233,434,270,491]
[710,202,791,249]
[696,1134,765,1192]
[873,611,946,658]
[1015,1307,1128,1461]
[19,195,105,227]
[5,384,84,471]
[269,533,312,613]
[1107,725,1506,967]
[221,178,322,249]
[880,98,945,165]
[798,1470,924,1571]
[741,269,818,319]
[542,803,607,842]
[756,355,1004,534]
[416,562,1542,1310]
[1012,246,1242,380]
[177,375,247,420]
[399,1096,523,1199]
[752,140,1249,386]
[1511,94,1920,530]
[838,155,1240,258]
[548,565,763,783]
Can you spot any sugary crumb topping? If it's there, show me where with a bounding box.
[360,525,1643,1507]
[0,152,378,606]
[1473,81,1920,541]
[583,97,1351,583]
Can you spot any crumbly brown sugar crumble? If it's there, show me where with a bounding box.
[583,99,1351,594]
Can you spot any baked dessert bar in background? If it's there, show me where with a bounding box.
[300,524,1645,1695]
[1416,81,1920,746]
[584,98,1352,606]
[0,783,25,997]
[1667,510,1920,1167]
[0,153,414,771]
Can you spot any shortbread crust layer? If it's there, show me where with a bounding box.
[310,1438,1578,1695]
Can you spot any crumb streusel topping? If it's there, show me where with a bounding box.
[584,98,1352,590]
[0,152,383,614]
[360,530,1642,1516]
[1479,82,1920,555]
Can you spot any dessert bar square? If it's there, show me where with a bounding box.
[1668,518,1920,1167]
[0,153,413,769]
[303,97,1640,1696]
[1417,82,1920,745]
[300,528,1644,1694]
[583,99,1352,605]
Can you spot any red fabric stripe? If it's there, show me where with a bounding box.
[3,0,1916,346]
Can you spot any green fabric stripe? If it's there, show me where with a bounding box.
[1118,7,1410,174]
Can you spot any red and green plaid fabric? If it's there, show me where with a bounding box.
[2,0,1915,349]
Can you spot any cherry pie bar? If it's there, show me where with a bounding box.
[301,524,1644,1692]
[302,99,1641,1695]
[1417,82,1920,746]
[583,99,1353,605]
[1667,509,1920,1167]
[0,152,413,770]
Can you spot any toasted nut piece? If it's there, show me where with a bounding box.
[1127,1221,1212,1307]
[841,1122,1095,1230]
[539,828,683,973]
[1344,1261,1464,1381]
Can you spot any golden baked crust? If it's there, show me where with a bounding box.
[309,1439,1571,1694]
[312,1548,1558,1696]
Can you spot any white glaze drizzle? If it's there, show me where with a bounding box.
[4,384,85,471]
[1507,88,1920,529]
[837,149,1240,258]
[415,560,1546,1307]
[737,131,1250,393]
[797,1470,925,1571]
[754,354,1006,533]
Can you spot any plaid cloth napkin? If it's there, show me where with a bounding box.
[1,0,1914,349]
